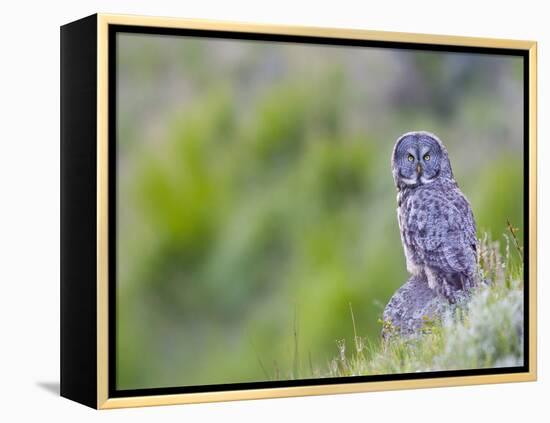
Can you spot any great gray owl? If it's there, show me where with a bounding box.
[390,131,478,304]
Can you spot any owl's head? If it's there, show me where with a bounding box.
[391,131,454,189]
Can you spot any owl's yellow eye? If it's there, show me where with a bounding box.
[407,154,414,162]
[423,154,430,161]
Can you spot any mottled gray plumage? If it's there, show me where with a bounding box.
[383,131,478,338]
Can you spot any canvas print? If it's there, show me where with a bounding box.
[115,31,525,391]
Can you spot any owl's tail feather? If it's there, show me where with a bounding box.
[432,271,479,304]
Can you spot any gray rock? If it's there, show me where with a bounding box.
[382,275,450,341]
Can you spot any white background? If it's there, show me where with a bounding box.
[0,0,546,421]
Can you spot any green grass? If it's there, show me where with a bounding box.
[320,230,525,378]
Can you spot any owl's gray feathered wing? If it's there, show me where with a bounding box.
[403,181,477,285]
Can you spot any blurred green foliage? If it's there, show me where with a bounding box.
[116,34,524,389]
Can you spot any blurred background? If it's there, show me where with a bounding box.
[116,32,524,390]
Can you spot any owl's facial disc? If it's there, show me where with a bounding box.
[393,132,446,188]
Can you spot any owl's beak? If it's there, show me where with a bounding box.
[416,163,422,175]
